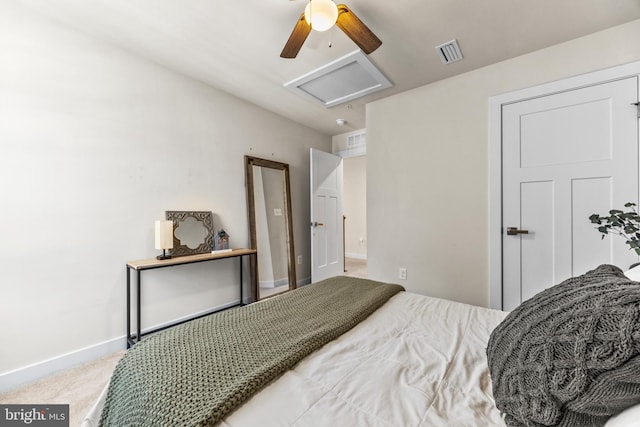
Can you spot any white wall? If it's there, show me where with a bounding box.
[0,2,330,387]
[367,19,640,308]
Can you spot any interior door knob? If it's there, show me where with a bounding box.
[506,227,529,235]
[310,222,324,227]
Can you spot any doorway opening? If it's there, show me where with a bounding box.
[342,154,367,278]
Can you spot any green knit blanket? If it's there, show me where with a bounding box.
[100,276,404,426]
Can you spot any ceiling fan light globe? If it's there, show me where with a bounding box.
[304,0,338,32]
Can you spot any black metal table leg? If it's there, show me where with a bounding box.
[126,266,131,348]
[240,256,243,305]
[136,269,141,345]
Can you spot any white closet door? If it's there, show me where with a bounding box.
[502,77,639,311]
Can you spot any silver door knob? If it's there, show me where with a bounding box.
[506,227,529,235]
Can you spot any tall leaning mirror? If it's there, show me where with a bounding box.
[245,156,297,301]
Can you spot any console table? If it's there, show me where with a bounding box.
[126,248,257,348]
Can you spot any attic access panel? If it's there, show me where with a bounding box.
[284,50,392,108]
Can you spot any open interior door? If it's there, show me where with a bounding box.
[310,148,344,282]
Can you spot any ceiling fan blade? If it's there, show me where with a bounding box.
[335,4,382,54]
[280,12,312,58]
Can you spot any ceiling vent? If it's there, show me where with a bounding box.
[435,39,463,64]
[284,50,392,108]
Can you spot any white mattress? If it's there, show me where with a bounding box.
[221,291,508,426]
[85,290,640,426]
[84,291,509,426]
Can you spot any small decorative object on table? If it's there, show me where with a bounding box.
[166,210,214,257]
[213,229,231,253]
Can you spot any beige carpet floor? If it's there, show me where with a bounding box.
[345,257,367,278]
[0,350,125,427]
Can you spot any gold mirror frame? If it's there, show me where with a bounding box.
[245,156,297,301]
[165,210,214,257]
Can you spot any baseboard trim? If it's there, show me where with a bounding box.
[0,300,245,394]
[345,253,367,260]
[0,336,126,394]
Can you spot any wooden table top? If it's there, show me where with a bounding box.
[127,248,257,270]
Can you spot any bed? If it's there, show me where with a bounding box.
[84,271,640,427]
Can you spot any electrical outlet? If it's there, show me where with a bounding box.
[399,268,407,280]
[297,255,302,265]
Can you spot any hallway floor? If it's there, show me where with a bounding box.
[344,257,367,278]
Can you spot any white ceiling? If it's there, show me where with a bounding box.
[18,0,640,135]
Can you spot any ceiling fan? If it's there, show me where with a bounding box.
[280,0,382,58]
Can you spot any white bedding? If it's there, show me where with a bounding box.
[86,291,507,426]
[84,290,640,426]
[219,291,509,427]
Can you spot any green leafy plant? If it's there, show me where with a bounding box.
[589,202,640,255]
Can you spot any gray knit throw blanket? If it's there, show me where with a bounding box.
[487,264,640,427]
